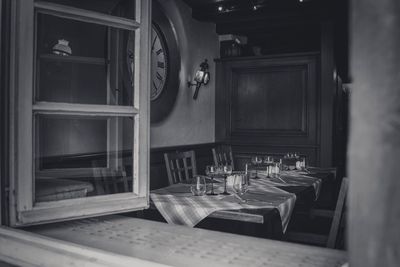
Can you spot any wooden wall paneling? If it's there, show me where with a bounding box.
[224,59,234,143]
[213,50,342,169]
[320,22,335,167]
[332,75,348,179]
[223,54,319,146]
[215,53,324,167]
[215,60,227,142]
[232,144,318,171]
[231,65,307,133]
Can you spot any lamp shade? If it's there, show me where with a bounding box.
[194,70,205,83]
[189,59,210,100]
[203,71,210,85]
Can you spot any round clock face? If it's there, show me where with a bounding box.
[151,24,169,101]
[150,0,180,123]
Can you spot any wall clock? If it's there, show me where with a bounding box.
[151,24,168,101]
[150,1,180,123]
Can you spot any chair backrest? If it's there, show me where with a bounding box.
[92,167,129,195]
[327,177,348,248]
[164,150,197,185]
[212,145,234,170]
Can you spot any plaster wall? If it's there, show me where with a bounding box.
[150,0,219,148]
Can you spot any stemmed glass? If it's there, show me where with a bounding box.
[251,156,263,165]
[220,165,232,195]
[251,156,262,179]
[233,174,249,203]
[264,155,274,164]
[205,165,218,195]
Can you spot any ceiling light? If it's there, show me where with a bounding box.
[217,5,223,12]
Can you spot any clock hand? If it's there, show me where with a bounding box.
[151,36,157,51]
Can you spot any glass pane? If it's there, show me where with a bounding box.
[34,114,134,202]
[43,0,136,20]
[36,13,135,106]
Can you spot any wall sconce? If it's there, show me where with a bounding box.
[187,59,210,100]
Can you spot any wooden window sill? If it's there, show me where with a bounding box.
[0,225,166,267]
[19,215,347,267]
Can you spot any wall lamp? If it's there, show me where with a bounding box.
[187,59,210,100]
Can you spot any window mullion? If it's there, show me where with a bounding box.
[33,102,139,116]
[35,1,140,31]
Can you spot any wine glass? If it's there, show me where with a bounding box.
[220,165,232,195]
[251,156,262,165]
[224,165,233,175]
[251,156,263,178]
[233,174,249,202]
[205,165,218,195]
[264,155,274,164]
[191,176,207,196]
[270,162,280,179]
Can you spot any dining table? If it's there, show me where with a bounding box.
[147,168,335,239]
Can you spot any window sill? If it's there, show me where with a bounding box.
[0,225,166,267]
[21,215,347,267]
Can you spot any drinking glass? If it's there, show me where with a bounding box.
[250,156,261,178]
[224,165,233,175]
[270,162,280,179]
[300,157,308,171]
[191,176,207,196]
[220,165,232,195]
[264,156,274,163]
[205,165,218,195]
[215,165,224,175]
[251,156,262,165]
[233,174,249,202]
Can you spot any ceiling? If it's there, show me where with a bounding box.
[181,0,350,82]
[181,0,339,23]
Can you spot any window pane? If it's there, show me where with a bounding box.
[42,0,136,20]
[36,13,135,106]
[34,114,134,202]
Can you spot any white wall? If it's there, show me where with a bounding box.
[150,0,219,148]
[349,0,400,266]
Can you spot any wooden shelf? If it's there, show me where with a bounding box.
[214,51,320,62]
[39,53,107,65]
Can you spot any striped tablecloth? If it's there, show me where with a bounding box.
[254,171,323,200]
[151,178,297,232]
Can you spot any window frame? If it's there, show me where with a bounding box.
[8,0,151,226]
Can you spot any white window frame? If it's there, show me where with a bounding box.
[8,0,151,226]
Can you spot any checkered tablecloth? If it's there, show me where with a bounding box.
[151,178,297,232]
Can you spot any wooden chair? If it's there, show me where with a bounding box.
[212,145,235,169]
[285,177,348,249]
[164,150,197,185]
[92,166,130,195]
[308,167,339,216]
